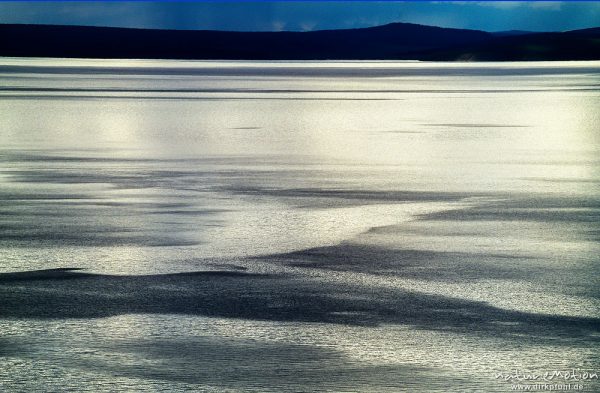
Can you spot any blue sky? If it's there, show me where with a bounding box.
[0,2,599,32]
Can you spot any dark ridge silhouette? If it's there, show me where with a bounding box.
[424,28,600,61]
[491,30,535,37]
[0,22,491,60]
[1,23,599,60]
[1,22,490,60]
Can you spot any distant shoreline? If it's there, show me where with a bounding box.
[1,23,599,61]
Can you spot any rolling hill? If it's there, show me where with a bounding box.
[0,23,598,61]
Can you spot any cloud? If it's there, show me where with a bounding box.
[473,2,524,10]
[447,1,561,11]
[271,21,286,32]
[300,21,317,31]
[529,2,562,11]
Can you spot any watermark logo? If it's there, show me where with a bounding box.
[495,369,598,383]
[494,369,598,391]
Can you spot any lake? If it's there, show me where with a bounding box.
[1,58,599,392]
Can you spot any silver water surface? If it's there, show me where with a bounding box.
[1,59,599,392]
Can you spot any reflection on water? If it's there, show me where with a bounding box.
[1,59,599,392]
